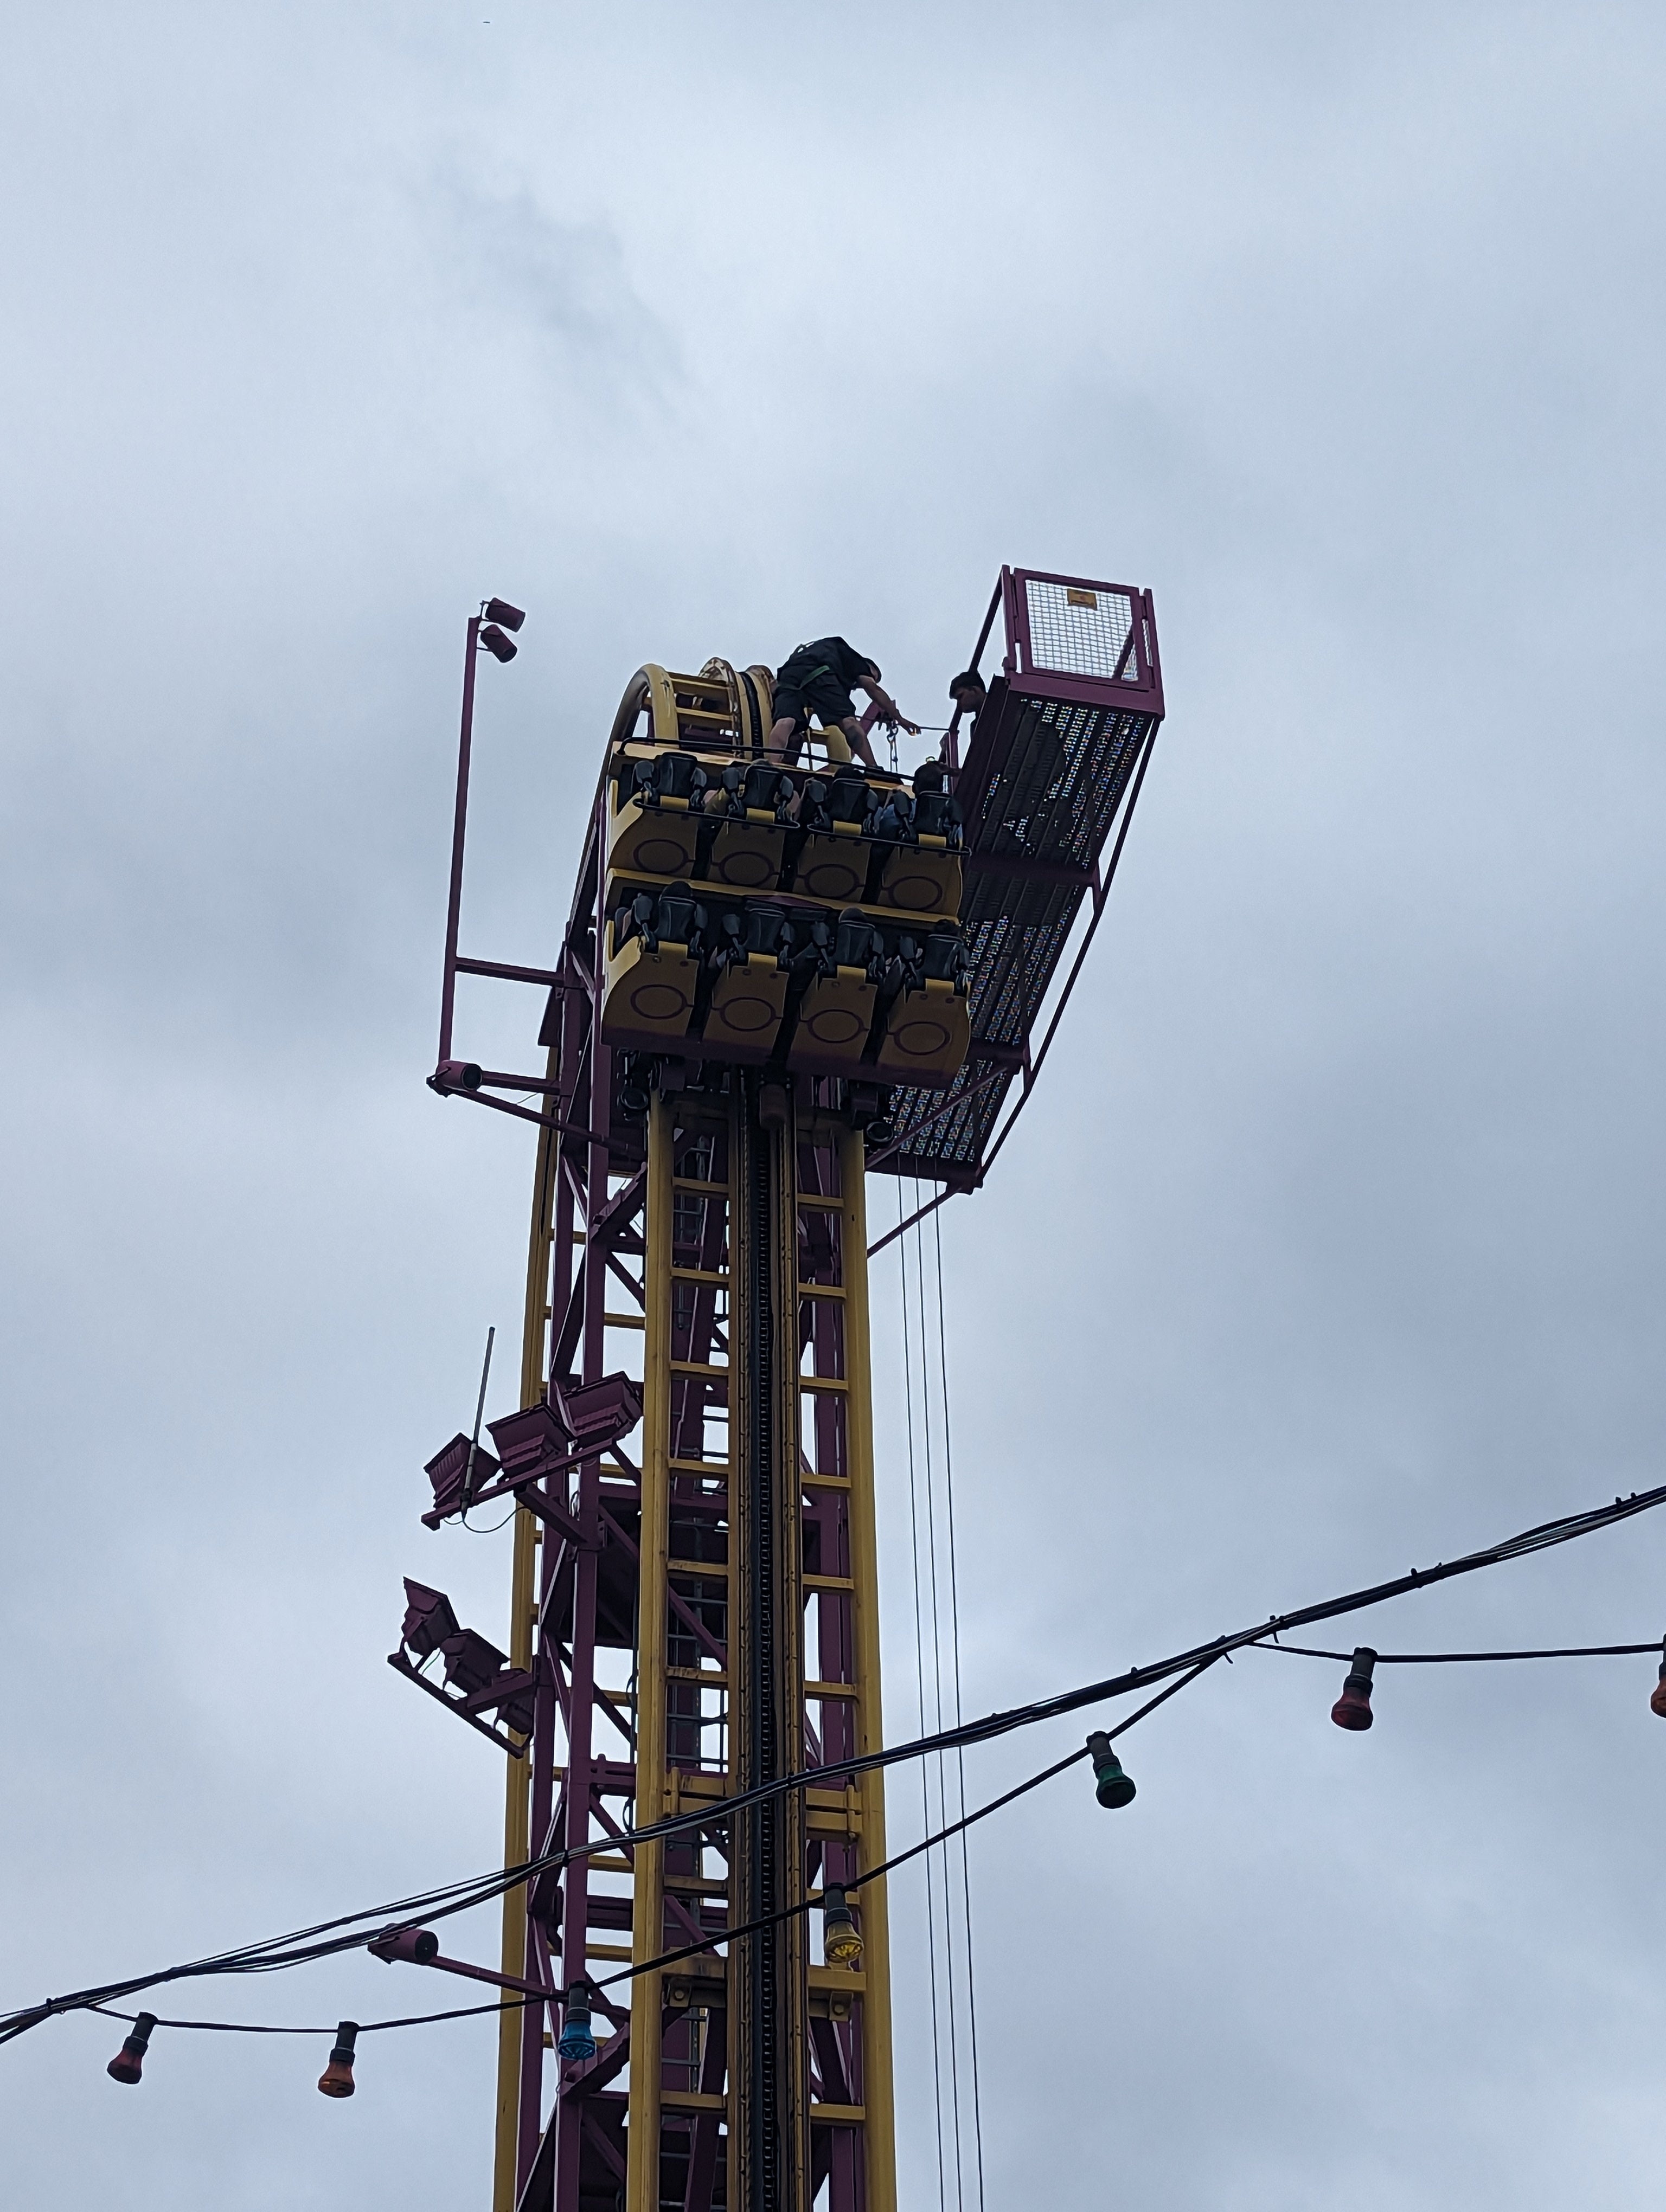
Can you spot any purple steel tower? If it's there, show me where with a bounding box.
[398,570,1164,2212]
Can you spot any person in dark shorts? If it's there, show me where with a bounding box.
[767,637,918,768]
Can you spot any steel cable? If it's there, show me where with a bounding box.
[899,1178,950,2212]
[912,1179,965,2212]
[933,1204,986,2212]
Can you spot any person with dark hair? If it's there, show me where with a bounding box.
[766,636,918,769]
[947,668,987,723]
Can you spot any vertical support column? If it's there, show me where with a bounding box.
[732,1079,808,2212]
[836,1127,896,2212]
[495,1043,562,2212]
[626,1096,676,2212]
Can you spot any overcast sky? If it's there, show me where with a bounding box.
[4,3,1666,2207]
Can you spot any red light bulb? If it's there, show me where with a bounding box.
[106,2011,157,2085]
[1331,1647,1377,1731]
[317,2021,359,2099]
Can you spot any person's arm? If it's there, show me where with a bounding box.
[855,676,920,736]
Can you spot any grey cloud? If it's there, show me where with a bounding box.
[4,3,1666,2207]
[426,175,680,404]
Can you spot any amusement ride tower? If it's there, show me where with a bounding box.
[395,569,1164,2212]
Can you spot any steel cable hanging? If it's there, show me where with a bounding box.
[933,1202,986,2212]
[899,1178,951,2212]
[911,1176,966,2212]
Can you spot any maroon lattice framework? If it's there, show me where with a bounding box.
[409,566,1164,2210]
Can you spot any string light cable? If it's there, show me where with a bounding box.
[82,1651,1216,2062]
[9,1476,1666,2050]
[1252,1639,1666,1663]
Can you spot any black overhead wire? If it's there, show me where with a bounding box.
[1252,1639,1666,1663]
[89,1995,537,2035]
[591,1657,1221,1995]
[10,1476,1666,2046]
[71,1654,1231,2043]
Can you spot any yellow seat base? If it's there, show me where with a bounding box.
[874,977,970,1088]
[876,844,962,916]
[703,955,789,1063]
[793,830,870,906]
[787,967,877,1076]
[600,928,700,1051]
[707,813,786,891]
[607,785,700,881]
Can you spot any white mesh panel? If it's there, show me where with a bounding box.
[1023,578,1138,680]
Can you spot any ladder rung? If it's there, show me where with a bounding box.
[809,1967,867,1995]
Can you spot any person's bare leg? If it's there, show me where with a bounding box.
[839,717,879,771]
[766,716,796,764]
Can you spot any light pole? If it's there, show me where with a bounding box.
[437,596,525,1069]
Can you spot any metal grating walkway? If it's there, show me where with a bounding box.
[874,576,1163,1184]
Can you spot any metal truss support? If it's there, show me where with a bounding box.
[485,795,895,2212]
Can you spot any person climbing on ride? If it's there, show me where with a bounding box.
[766,638,918,769]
